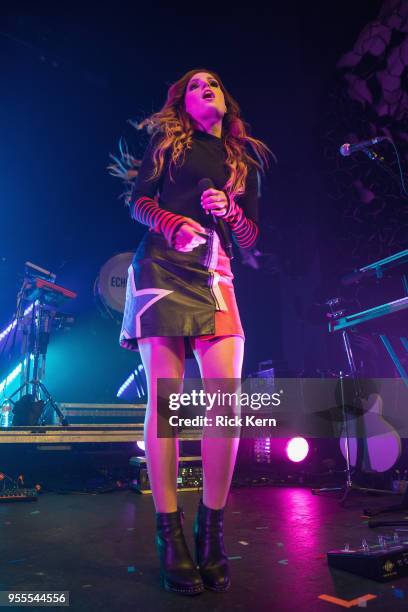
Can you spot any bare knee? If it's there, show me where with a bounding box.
[193,336,244,379]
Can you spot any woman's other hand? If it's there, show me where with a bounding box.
[173,219,208,252]
[200,188,228,217]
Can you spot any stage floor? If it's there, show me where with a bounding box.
[2,486,408,611]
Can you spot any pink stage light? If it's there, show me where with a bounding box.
[286,437,309,463]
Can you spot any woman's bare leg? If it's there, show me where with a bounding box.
[138,336,186,513]
[191,335,244,510]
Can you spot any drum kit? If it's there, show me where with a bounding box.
[93,251,134,320]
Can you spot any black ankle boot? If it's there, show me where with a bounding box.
[156,506,204,595]
[193,498,230,592]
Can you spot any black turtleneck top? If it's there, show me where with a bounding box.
[130,129,260,249]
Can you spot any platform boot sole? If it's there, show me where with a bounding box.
[160,573,204,595]
[202,580,231,592]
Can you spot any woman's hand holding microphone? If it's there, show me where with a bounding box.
[200,188,229,218]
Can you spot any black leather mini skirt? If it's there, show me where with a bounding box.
[119,227,244,358]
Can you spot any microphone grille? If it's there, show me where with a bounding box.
[339,143,350,157]
[198,178,214,193]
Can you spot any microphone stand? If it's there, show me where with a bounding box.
[351,148,408,522]
[362,148,404,192]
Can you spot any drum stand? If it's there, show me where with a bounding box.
[6,297,68,426]
[311,330,398,505]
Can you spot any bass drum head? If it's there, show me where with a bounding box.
[95,252,134,317]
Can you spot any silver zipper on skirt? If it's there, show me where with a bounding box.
[205,229,228,312]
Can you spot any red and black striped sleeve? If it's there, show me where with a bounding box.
[132,195,187,247]
[130,134,188,247]
[221,163,260,249]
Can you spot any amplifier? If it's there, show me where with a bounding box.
[327,534,408,581]
[130,455,202,494]
[58,403,146,425]
[0,487,38,503]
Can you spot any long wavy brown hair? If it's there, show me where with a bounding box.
[109,68,274,202]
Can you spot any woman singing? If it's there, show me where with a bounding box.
[111,68,270,595]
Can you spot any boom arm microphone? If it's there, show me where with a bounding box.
[339,136,389,157]
[198,178,234,259]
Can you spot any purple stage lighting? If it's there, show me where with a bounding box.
[286,438,309,463]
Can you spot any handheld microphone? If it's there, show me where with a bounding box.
[198,178,234,259]
[339,136,388,157]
